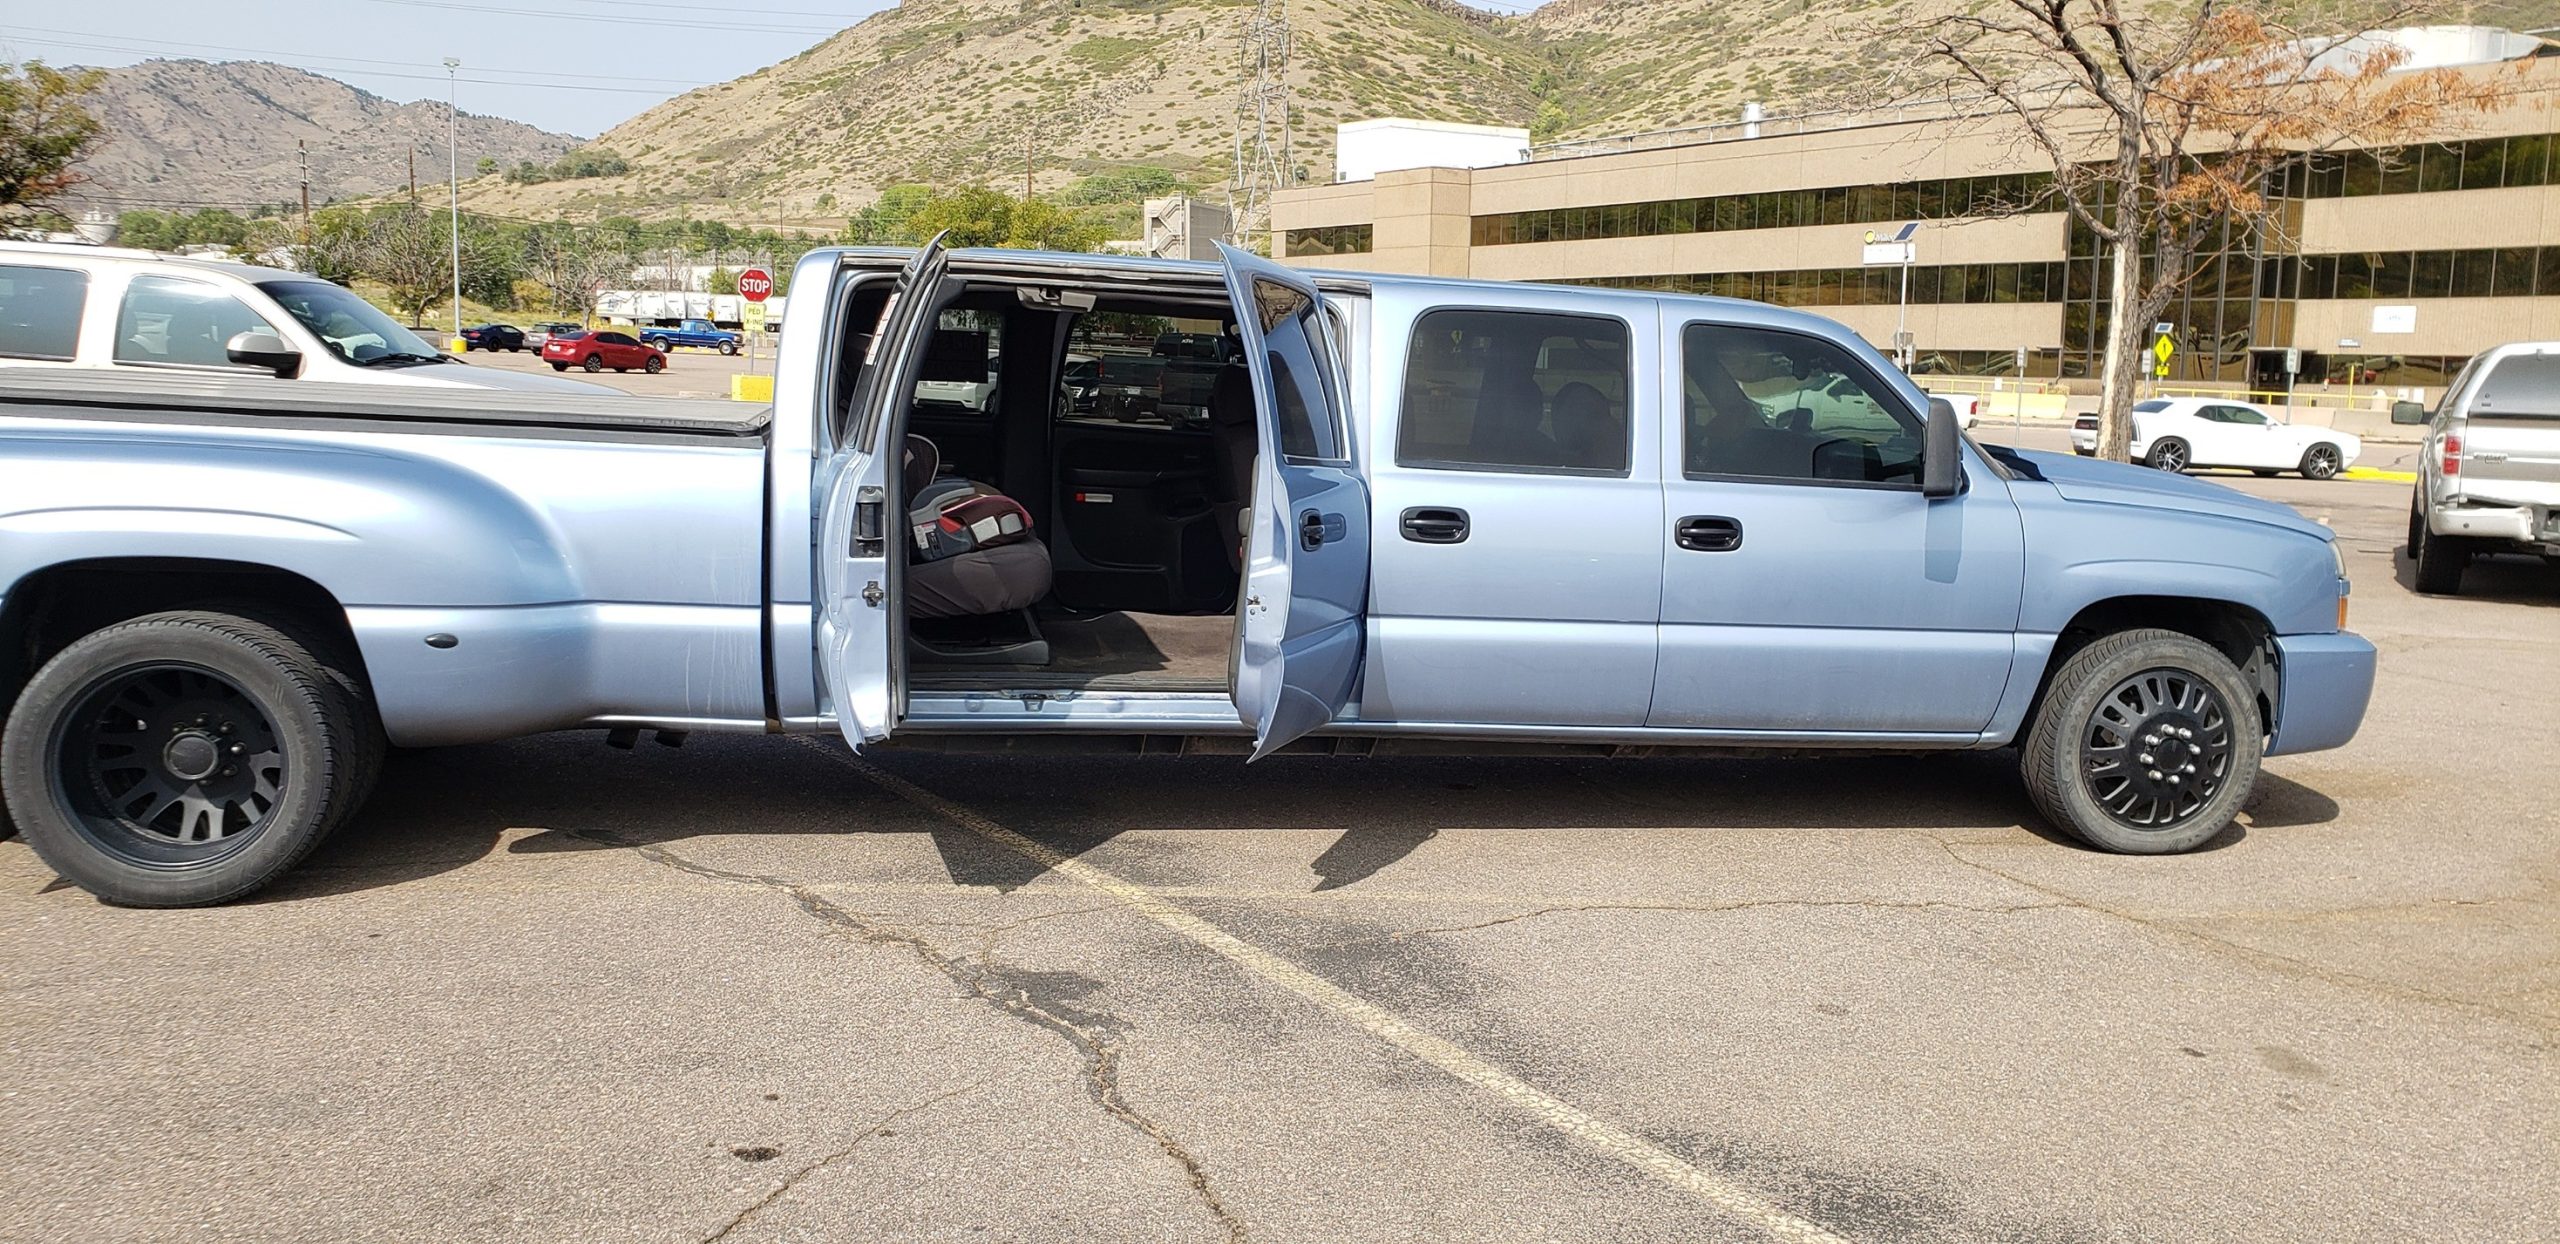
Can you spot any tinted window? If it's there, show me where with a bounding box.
[597,331,635,346]
[1681,322,1922,485]
[1245,276,1343,461]
[114,276,277,369]
[2473,354,2560,418]
[2133,399,2172,412]
[0,264,86,360]
[1398,309,1630,474]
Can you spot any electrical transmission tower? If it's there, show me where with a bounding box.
[1227,0,1292,249]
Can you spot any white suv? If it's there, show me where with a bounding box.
[0,241,602,393]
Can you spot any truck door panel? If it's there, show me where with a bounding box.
[1359,299,1663,727]
[1653,315,2024,734]
[1047,418,1232,614]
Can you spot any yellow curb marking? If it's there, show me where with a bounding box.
[796,738,1851,1244]
[2341,467,2416,483]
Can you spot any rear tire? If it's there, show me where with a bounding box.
[2251,469,2279,478]
[550,362,568,371]
[1,612,359,906]
[2020,628,2262,855]
[2410,494,2471,595]
[583,354,604,373]
[2299,443,2343,480]
[2147,438,2190,472]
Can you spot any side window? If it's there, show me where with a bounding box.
[114,275,277,369]
[597,331,635,347]
[2227,406,2272,426]
[1397,309,1630,474]
[1246,276,1345,462]
[0,264,87,360]
[914,310,999,417]
[1680,322,1923,485]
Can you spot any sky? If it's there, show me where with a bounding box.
[4,0,1548,139]
[2,0,902,137]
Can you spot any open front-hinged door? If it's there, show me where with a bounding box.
[1218,243,1370,758]
[815,239,949,749]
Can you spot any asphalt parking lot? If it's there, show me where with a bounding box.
[3,460,2554,1242]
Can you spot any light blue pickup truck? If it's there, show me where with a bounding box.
[0,243,2374,905]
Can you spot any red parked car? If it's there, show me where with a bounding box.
[543,330,665,374]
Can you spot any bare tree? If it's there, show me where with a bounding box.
[1908,3,2516,460]
[521,221,628,324]
[362,206,500,326]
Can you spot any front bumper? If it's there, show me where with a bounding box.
[2266,632,2377,756]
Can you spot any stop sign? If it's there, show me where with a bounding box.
[737,268,773,302]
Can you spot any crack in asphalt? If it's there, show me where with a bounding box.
[704,1082,984,1243]
[569,830,1249,1244]
[1922,835,2558,1030]
[1391,897,2072,938]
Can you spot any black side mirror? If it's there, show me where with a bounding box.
[2390,400,2428,425]
[225,330,301,379]
[1922,398,1963,498]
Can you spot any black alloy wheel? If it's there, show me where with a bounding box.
[53,664,286,865]
[2079,668,2234,830]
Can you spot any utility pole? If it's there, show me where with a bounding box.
[297,140,311,271]
[444,57,463,348]
[408,147,417,205]
[1227,0,1291,249]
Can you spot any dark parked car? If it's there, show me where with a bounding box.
[460,323,526,352]
[542,330,666,374]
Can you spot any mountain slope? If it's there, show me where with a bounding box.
[77,60,578,209]
[462,0,1550,220]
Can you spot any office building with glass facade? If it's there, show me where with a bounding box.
[1271,36,2559,394]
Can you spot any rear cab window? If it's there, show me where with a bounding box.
[1397,308,1631,475]
[2471,353,2560,417]
[0,264,87,361]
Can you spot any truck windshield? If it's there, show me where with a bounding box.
[256,280,446,366]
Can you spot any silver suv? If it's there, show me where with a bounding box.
[2399,342,2560,594]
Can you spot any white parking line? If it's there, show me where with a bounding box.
[796,738,1852,1244]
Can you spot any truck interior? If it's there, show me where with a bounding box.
[828,269,1255,697]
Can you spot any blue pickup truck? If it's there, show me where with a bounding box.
[639,317,742,355]
[0,242,2374,905]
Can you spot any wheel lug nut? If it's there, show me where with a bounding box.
[2177,727,2192,739]
[229,744,244,755]
[2147,769,2164,781]
[2168,774,2183,785]
[2139,752,2155,765]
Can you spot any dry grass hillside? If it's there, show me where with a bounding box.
[451,0,2553,223]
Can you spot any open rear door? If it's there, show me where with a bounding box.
[1217,243,1371,758]
[815,239,950,749]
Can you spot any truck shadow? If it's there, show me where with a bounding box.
[260,731,2337,902]
[2393,542,2560,605]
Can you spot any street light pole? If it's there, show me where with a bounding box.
[444,57,462,349]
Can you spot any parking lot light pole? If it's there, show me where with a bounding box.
[445,57,462,350]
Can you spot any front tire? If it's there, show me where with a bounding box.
[718,340,740,356]
[2299,443,2343,480]
[2020,628,2262,855]
[643,356,664,374]
[0,613,360,906]
[2147,438,2189,472]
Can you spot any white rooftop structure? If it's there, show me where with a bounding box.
[1334,118,1531,183]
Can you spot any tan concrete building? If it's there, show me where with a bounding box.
[1273,34,2560,396]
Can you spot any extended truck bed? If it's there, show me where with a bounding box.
[0,371,769,442]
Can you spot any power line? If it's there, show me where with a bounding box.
[357,0,851,36]
[8,36,696,95]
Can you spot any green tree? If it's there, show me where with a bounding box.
[903,185,1015,247]
[1001,196,1106,252]
[114,208,183,251]
[842,184,937,245]
[180,208,248,247]
[0,60,105,214]
[475,156,499,178]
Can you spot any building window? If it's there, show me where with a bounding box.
[2279,131,2560,199]
[1397,309,1632,475]
[1470,170,2059,247]
[1282,224,1372,258]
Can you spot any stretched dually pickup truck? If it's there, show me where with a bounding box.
[0,243,2375,906]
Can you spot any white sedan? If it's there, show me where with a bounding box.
[2069,397,2360,480]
